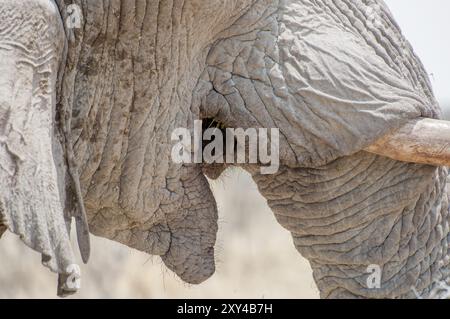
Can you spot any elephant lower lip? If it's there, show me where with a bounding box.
[155,165,219,285]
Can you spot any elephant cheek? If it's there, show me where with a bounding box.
[161,166,218,284]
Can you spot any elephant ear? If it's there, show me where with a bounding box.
[203,0,439,167]
[0,0,87,296]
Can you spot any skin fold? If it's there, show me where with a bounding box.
[0,0,448,298]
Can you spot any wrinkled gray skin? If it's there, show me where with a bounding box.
[0,0,448,299]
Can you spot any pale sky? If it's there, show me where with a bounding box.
[384,0,450,104]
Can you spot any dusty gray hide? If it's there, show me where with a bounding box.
[0,0,448,298]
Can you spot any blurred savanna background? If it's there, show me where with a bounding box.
[0,1,449,298]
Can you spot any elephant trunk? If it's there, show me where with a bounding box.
[250,152,450,298]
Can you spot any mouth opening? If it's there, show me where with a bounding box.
[200,118,233,179]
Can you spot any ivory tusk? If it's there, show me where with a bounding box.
[365,118,450,167]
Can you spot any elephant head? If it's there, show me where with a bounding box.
[0,0,449,298]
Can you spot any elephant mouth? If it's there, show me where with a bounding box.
[200,117,232,180]
[199,116,450,177]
